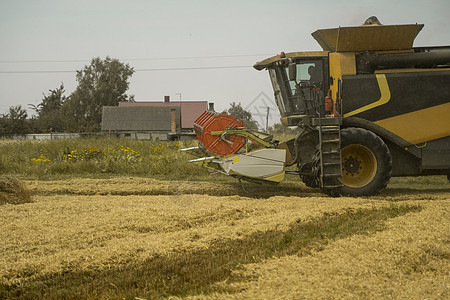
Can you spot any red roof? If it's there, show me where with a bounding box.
[119,101,208,129]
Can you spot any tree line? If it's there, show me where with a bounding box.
[0,57,134,135]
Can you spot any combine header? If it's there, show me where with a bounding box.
[182,111,286,183]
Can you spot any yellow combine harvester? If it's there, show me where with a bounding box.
[187,17,450,196]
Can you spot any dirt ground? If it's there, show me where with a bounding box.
[1,177,449,299]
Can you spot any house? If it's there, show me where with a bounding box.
[101,96,210,140]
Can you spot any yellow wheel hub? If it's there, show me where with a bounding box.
[340,144,377,188]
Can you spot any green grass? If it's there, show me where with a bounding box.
[1,138,448,190]
[0,138,206,180]
[0,204,422,299]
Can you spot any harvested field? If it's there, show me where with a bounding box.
[0,177,449,299]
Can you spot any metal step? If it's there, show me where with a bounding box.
[321,139,340,143]
[321,126,340,132]
[322,150,340,154]
[316,118,343,190]
[323,162,341,166]
[323,173,342,177]
[312,117,341,126]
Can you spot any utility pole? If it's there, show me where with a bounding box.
[265,106,270,132]
[176,93,181,133]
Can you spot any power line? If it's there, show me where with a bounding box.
[135,65,251,71]
[0,70,76,74]
[0,65,253,74]
[0,53,274,64]
[0,59,89,63]
[126,54,273,61]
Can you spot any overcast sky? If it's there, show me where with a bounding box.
[0,0,449,126]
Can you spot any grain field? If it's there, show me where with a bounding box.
[0,177,449,299]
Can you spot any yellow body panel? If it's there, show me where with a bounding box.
[329,52,357,77]
[312,24,423,52]
[375,67,450,74]
[253,51,328,70]
[264,171,286,183]
[375,102,450,144]
[329,52,356,103]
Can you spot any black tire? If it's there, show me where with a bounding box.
[311,147,321,188]
[327,127,392,197]
[296,131,319,188]
[300,174,318,188]
[299,163,319,188]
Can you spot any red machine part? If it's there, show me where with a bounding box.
[194,111,246,157]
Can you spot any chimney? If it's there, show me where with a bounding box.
[208,102,215,111]
[170,109,177,133]
[164,95,170,103]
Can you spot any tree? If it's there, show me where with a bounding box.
[0,115,8,136]
[30,83,67,132]
[222,102,259,130]
[64,57,134,132]
[34,83,67,116]
[0,105,29,135]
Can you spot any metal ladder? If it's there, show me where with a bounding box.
[304,84,343,189]
[317,122,343,189]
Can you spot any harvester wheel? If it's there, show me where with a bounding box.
[300,174,318,188]
[328,128,392,196]
[299,163,318,188]
[296,131,319,188]
[311,147,321,188]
